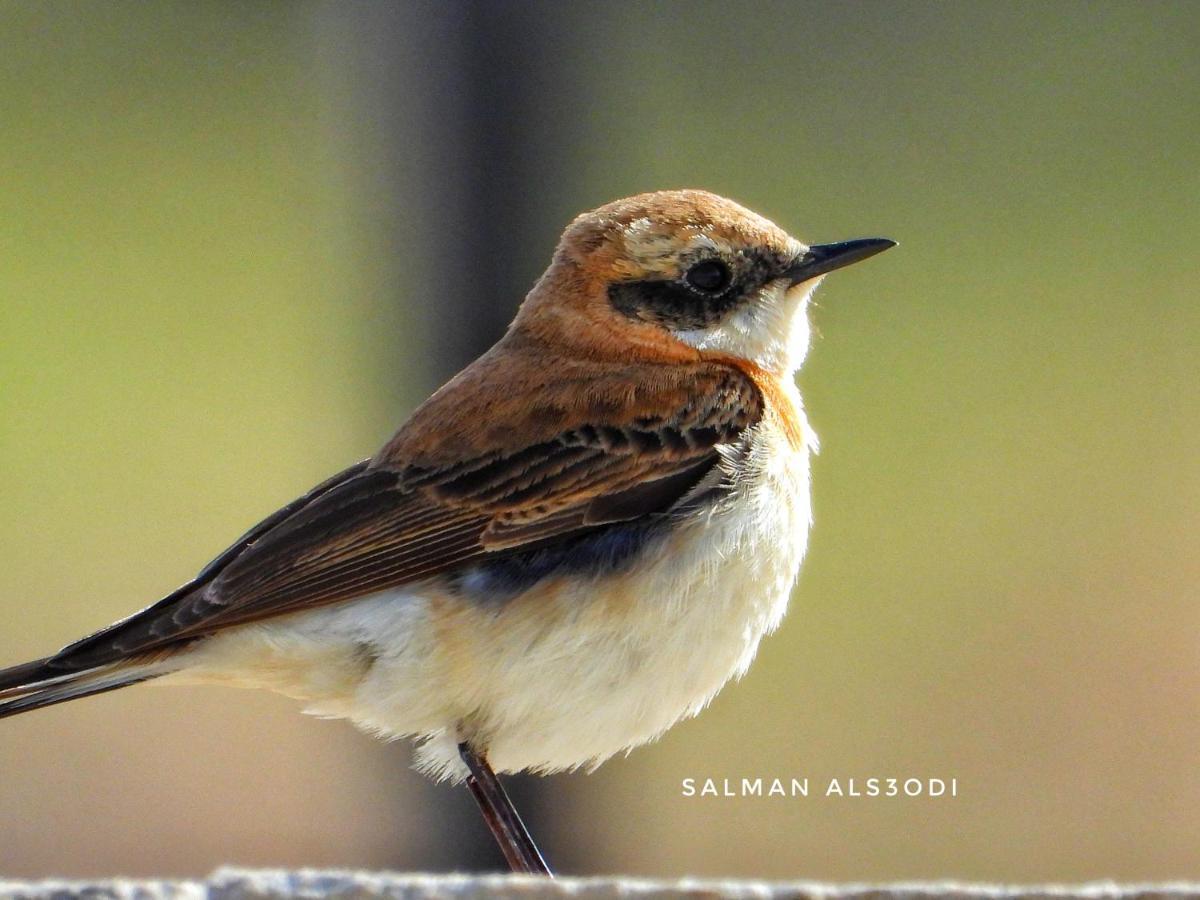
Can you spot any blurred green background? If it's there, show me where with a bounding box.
[1,0,1198,882]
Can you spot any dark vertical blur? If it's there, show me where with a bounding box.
[433,5,575,865]
[309,0,583,871]
[428,2,586,373]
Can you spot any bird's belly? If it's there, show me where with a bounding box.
[402,430,812,777]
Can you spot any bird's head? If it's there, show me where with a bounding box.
[511,189,894,376]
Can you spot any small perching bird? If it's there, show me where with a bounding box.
[0,190,893,874]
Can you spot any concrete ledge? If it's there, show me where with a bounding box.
[1,870,1198,900]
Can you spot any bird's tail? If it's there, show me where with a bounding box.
[0,655,170,721]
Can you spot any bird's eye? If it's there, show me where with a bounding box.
[684,260,731,293]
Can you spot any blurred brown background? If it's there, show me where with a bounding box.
[1,0,1198,882]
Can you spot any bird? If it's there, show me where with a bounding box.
[0,189,893,874]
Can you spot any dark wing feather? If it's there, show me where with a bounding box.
[42,460,372,673]
[41,362,763,675]
[55,469,489,670]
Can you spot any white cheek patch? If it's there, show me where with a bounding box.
[672,279,819,374]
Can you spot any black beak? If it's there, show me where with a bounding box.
[786,237,896,285]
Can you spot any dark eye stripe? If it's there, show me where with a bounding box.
[608,279,743,330]
[607,249,792,331]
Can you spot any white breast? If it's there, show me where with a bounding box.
[177,396,816,781]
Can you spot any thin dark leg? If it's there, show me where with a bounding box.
[463,775,529,874]
[458,742,552,876]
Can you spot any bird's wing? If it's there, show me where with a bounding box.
[46,359,763,673]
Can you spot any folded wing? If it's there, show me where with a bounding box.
[29,359,763,677]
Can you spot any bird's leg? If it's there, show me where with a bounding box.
[457,741,552,876]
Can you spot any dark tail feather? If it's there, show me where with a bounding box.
[0,656,58,693]
[0,657,167,721]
